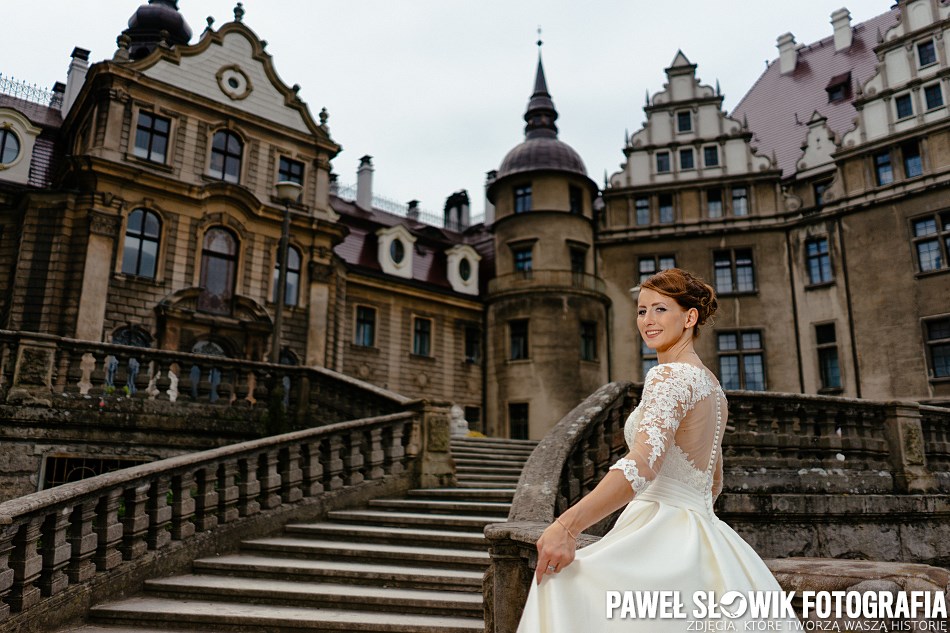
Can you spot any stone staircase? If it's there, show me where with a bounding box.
[61,436,537,633]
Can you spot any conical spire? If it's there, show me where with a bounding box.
[523,41,558,140]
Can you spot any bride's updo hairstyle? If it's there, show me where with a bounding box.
[640,268,718,337]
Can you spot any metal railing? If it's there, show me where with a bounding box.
[335,183,485,231]
[0,74,55,106]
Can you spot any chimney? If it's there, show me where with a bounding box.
[356,155,373,210]
[831,8,853,52]
[407,200,420,221]
[63,47,90,115]
[484,170,497,225]
[777,33,799,75]
[328,172,339,196]
[444,190,470,231]
[50,82,66,110]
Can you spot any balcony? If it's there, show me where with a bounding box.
[487,269,606,297]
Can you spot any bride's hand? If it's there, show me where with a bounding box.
[534,520,577,584]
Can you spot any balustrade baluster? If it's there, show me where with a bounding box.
[192,467,219,532]
[324,434,345,491]
[209,367,221,403]
[119,483,150,561]
[216,461,240,523]
[146,477,172,550]
[77,353,96,396]
[170,472,196,540]
[189,365,201,401]
[243,370,258,406]
[344,432,365,486]
[301,439,325,496]
[0,523,17,620]
[256,451,281,510]
[166,362,181,403]
[54,346,70,394]
[364,428,385,480]
[93,490,123,571]
[7,517,43,611]
[146,360,161,400]
[237,457,261,517]
[279,446,303,503]
[38,510,70,597]
[383,422,406,476]
[66,499,97,582]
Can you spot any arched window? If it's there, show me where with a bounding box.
[209,130,243,183]
[0,129,20,165]
[272,245,301,306]
[111,326,152,348]
[191,339,228,357]
[198,227,238,315]
[121,209,161,278]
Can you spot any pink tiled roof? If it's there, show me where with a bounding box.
[732,8,899,179]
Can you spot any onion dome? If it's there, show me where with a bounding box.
[123,0,193,61]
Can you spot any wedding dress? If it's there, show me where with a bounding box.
[516,362,799,632]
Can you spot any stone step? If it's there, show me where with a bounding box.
[284,522,487,549]
[89,597,483,632]
[406,487,515,501]
[327,508,505,530]
[144,574,483,616]
[368,498,511,515]
[453,457,528,468]
[240,536,490,569]
[59,627,197,633]
[451,447,534,459]
[450,437,538,447]
[193,554,483,591]
[456,465,525,475]
[455,481,518,489]
[455,473,522,483]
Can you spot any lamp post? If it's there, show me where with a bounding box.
[271,180,302,364]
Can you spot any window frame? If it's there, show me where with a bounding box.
[272,244,302,306]
[656,151,671,174]
[924,84,944,111]
[895,93,914,120]
[508,402,529,440]
[514,185,532,213]
[464,324,481,364]
[902,140,923,179]
[512,245,533,276]
[805,236,834,287]
[679,148,695,171]
[580,321,597,362]
[717,330,767,391]
[676,110,692,133]
[731,187,749,216]
[706,188,723,218]
[0,128,20,165]
[121,208,162,279]
[197,226,239,315]
[133,111,170,164]
[917,39,938,68]
[910,211,950,274]
[658,194,674,224]
[635,197,651,226]
[509,319,529,361]
[923,315,950,380]
[815,322,842,393]
[209,129,244,184]
[354,305,377,347]
[703,145,719,168]
[638,254,676,284]
[569,185,583,215]
[713,248,756,295]
[411,316,433,357]
[874,150,894,186]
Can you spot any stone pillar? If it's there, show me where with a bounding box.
[883,402,938,493]
[8,338,56,405]
[486,539,532,633]
[410,401,456,489]
[305,262,332,367]
[75,211,120,342]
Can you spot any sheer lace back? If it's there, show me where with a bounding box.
[610,363,727,511]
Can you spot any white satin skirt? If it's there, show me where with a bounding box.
[516,476,800,632]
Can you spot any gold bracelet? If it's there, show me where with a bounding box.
[555,517,577,540]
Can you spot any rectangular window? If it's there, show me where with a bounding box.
[635,197,651,225]
[658,194,674,224]
[918,40,937,67]
[412,317,432,357]
[580,321,597,361]
[924,84,944,110]
[707,189,723,218]
[713,249,755,294]
[514,185,532,213]
[133,111,170,163]
[638,255,675,283]
[569,185,583,214]
[278,156,305,184]
[680,148,695,170]
[925,317,950,378]
[509,319,529,361]
[806,237,833,285]
[464,325,481,364]
[912,212,950,272]
[509,403,529,440]
[703,145,719,167]
[656,152,671,173]
[732,187,749,216]
[815,323,841,391]
[641,340,658,378]
[513,246,533,274]
[902,140,923,179]
[874,151,894,186]
[355,306,376,347]
[813,180,831,210]
[895,94,914,120]
[677,111,692,133]
[570,248,586,275]
[718,330,766,390]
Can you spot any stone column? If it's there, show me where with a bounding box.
[410,401,456,489]
[883,401,937,493]
[8,337,56,405]
[75,211,121,342]
[305,261,332,367]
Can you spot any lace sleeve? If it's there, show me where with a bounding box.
[609,364,693,495]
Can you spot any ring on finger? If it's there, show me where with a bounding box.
[547,564,557,572]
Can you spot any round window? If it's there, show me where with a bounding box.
[0,129,20,165]
[390,239,405,264]
[459,257,471,281]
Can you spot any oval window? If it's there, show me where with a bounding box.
[0,129,20,165]
[390,239,405,264]
[459,257,471,281]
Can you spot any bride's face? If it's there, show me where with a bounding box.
[637,288,693,351]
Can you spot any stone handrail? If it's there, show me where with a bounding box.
[0,330,412,426]
[487,270,607,296]
[484,382,949,633]
[0,404,453,630]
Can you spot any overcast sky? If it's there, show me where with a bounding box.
[1,1,891,221]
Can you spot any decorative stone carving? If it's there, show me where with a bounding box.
[88,211,121,238]
[449,404,470,437]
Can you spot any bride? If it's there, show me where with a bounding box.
[517,268,799,631]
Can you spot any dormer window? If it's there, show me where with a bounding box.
[0,129,19,165]
[376,225,416,279]
[676,111,692,133]
[918,40,937,68]
[825,72,851,103]
[390,239,405,264]
[446,244,481,295]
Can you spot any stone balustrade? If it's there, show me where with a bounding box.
[487,270,607,297]
[484,382,950,633]
[0,403,456,631]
